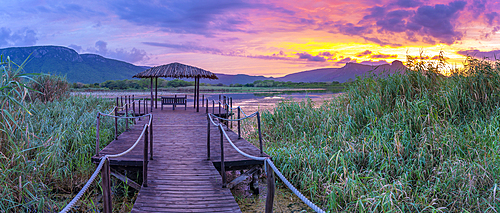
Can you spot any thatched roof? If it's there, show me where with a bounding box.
[133,62,218,79]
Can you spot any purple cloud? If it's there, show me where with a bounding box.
[371,53,397,58]
[335,57,357,65]
[457,49,500,60]
[485,12,498,26]
[0,27,37,47]
[356,50,372,57]
[297,52,327,62]
[143,42,223,54]
[360,60,390,66]
[394,0,422,8]
[87,40,149,63]
[409,1,466,44]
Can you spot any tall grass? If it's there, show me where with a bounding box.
[251,56,500,212]
[0,55,127,211]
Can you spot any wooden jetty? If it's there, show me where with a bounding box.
[92,102,267,212]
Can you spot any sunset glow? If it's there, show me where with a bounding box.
[1,0,499,76]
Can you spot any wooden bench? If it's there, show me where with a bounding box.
[161,95,187,110]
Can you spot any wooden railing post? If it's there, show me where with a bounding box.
[207,114,211,160]
[115,97,118,140]
[150,115,153,160]
[265,161,275,213]
[206,98,208,113]
[230,98,233,128]
[125,103,129,130]
[96,114,100,156]
[218,102,221,117]
[102,158,112,213]
[220,125,226,188]
[138,100,141,120]
[202,94,205,107]
[143,125,149,187]
[212,100,215,114]
[257,111,263,157]
[132,97,136,124]
[120,96,123,107]
[238,107,241,139]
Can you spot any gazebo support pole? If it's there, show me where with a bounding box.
[193,77,197,108]
[196,76,200,112]
[155,77,158,109]
[150,78,153,112]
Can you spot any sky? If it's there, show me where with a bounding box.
[0,0,499,77]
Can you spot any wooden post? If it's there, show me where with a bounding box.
[150,115,153,160]
[230,98,233,128]
[120,96,123,107]
[115,98,118,140]
[206,98,208,113]
[212,100,215,114]
[125,103,129,130]
[132,97,136,124]
[143,125,149,187]
[218,102,221,117]
[196,77,200,112]
[257,111,263,157]
[144,98,147,113]
[193,77,197,108]
[102,158,112,213]
[202,94,204,107]
[138,100,141,120]
[96,114,100,156]
[155,77,158,109]
[265,161,275,213]
[238,107,241,139]
[207,114,210,160]
[150,78,153,112]
[220,125,226,188]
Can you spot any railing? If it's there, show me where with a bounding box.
[59,97,153,213]
[206,97,325,213]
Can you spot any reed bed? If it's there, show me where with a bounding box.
[0,56,129,211]
[249,56,500,212]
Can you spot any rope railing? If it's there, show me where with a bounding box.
[60,110,153,213]
[207,110,325,213]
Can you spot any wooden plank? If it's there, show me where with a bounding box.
[93,106,269,212]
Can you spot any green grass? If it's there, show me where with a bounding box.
[245,56,500,212]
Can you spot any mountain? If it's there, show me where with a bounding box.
[0,45,406,85]
[277,60,406,83]
[202,60,406,84]
[0,46,148,84]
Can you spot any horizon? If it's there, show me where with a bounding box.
[1,0,499,77]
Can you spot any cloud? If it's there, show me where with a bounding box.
[485,12,498,26]
[371,53,397,59]
[335,57,357,66]
[142,42,223,54]
[319,52,334,57]
[0,27,37,47]
[334,23,372,36]
[394,0,422,8]
[468,0,486,19]
[296,52,327,62]
[68,44,83,52]
[356,50,372,57]
[457,49,500,60]
[106,0,292,37]
[360,60,390,66]
[87,40,149,63]
[409,1,466,44]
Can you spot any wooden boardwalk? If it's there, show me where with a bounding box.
[92,104,267,212]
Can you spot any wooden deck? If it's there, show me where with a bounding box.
[92,104,267,212]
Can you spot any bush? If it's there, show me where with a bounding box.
[29,74,69,103]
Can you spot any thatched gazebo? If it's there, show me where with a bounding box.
[133,62,218,112]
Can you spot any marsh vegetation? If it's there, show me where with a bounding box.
[242,55,500,212]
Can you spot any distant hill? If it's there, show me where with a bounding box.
[0,46,148,84]
[202,60,406,84]
[1,45,406,85]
